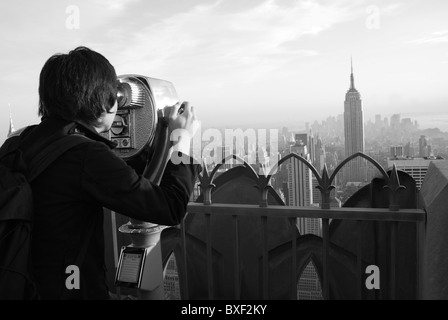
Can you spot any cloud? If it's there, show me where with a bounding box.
[377,3,403,16]
[92,0,141,11]
[105,0,358,82]
[407,30,448,45]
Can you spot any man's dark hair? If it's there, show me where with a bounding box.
[38,46,117,124]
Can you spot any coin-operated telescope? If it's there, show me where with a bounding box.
[103,74,179,299]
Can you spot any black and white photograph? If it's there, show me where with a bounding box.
[1,0,447,307]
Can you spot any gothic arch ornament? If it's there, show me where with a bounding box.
[261,152,406,210]
[199,154,258,205]
[159,152,417,299]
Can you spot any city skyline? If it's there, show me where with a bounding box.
[1,1,447,302]
[1,0,448,139]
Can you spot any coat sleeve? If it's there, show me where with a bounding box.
[80,141,200,226]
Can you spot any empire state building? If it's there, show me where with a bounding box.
[343,60,366,182]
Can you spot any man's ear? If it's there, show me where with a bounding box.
[106,101,118,114]
[106,106,116,114]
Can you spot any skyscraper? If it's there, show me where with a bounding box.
[7,105,15,137]
[314,136,326,173]
[343,59,365,182]
[287,141,313,209]
[390,114,401,128]
[163,254,181,300]
[287,140,323,300]
[419,135,431,158]
[390,146,404,159]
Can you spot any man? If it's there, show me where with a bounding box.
[14,46,199,299]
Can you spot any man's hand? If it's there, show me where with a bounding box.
[164,101,199,156]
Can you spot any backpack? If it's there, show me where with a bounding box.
[0,126,89,300]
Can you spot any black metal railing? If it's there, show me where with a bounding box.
[172,152,427,300]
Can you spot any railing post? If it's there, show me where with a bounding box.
[322,218,330,300]
[417,220,426,300]
[386,164,406,212]
[356,220,363,300]
[261,215,269,300]
[390,221,397,300]
[232,215,241,300]
[318,164,334,210]
[180,217,189,300]
[289,217,297,300]
[199,161,215,206]
[205,213,214,299]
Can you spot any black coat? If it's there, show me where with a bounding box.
[9,117,199,299]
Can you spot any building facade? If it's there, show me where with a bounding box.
[343,60,366,183]
[387,157,444,189]
[287,140,323,299]
[287,141,313,209]
[419,135,432,158]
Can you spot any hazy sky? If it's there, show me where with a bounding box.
[1,0,448,140]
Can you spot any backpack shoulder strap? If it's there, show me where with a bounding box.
[27,134,90,182]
